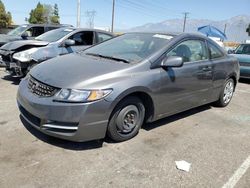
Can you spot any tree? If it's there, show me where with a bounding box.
[28,2,46,24]
[50,4,60,24]
[0,0,13,27]
[28,2,60,24]
[247,24,250,36]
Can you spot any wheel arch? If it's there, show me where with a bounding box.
[227,72,238,91]
[108,87,155,123]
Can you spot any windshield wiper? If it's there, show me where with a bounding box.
[86,53,130,64]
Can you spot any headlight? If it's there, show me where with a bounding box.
[54,89,112,103]
[13,48,38,62]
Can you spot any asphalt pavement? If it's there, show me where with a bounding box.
[0,67,249,188]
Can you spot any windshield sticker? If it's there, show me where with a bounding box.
[153,34,173,40]
[64,29,73,32]
[22,25,28,27]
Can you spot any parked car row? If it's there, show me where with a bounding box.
[15,32,240,142]
[0,24,72,47]
[0,26,114,77]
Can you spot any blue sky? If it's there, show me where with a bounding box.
[3,0,250,30]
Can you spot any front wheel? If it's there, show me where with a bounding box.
[107,97,145,142]
[215,78,235,107]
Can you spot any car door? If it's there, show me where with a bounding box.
[157,39,213,117]
[207,41,230,100]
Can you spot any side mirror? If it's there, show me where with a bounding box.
[228,49,235,54]
[21,32,28,39]
[64,39,75,47]
[161,56,183,68]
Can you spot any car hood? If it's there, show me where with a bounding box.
[0,34,21,44]
[30,53,131,89]
[0,40,49,51]
[230,54,250,63]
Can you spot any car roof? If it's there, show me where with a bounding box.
[123,32,210,39]
[125,31,180,37]
[20,24,73,27]
[60,27,115,35]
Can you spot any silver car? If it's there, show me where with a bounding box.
[0,27,114,77]
[17,32,239,142]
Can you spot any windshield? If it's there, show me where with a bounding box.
[35,28,75,42]
[83,33,173,63]
[235,44,250,55]
[7,25,28,36]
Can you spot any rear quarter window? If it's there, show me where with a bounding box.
[97,32,113,43]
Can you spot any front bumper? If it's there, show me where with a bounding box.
[17,78,113,142]
[0,55,5,67]
[240,66,250,79]
[8,61,30,77]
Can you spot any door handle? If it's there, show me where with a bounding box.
[201,66,212,71]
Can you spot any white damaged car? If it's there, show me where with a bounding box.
[0,27,114,77]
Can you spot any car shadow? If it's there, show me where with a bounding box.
[239,78,250,84]
[2,74,21,85]
[20,115,104,151]
[142,104,211,131]
[20,105,212,149]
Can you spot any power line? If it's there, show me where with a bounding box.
[105,0,181,22]
[122,0,180,19]
[105,0,188,31]
[114,1,171,20]
[123,0,182,17]
[109,0,167,32]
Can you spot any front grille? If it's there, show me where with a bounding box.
[28,76,58,97]
[239,62,250,67]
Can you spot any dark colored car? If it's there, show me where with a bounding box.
[17,32,239,142]
[0,27,114,77]
[229,43,250,78]
[0,24,71,47]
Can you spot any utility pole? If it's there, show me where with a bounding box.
[111,0,115,32]
[182,12,189,32]
[77,0,81,27]
[85,10,96,28]
[247,24,250,36]
[224,23,227,35]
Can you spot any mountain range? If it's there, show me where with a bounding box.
[129,15,250,42]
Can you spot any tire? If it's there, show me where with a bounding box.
[214,78,235,107]
[107,96,145,142]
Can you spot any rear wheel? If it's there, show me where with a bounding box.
[215,78,235,107]
[107,97,145,142]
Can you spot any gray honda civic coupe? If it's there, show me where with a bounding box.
[17,32,239,142]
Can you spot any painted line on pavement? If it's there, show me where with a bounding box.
[222,155,250,188]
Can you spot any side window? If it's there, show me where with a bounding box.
[26,27,45,37]
[97,32,112,43]
[168,40,208,63]
[69,31,94,46]
[208,43,224,59]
